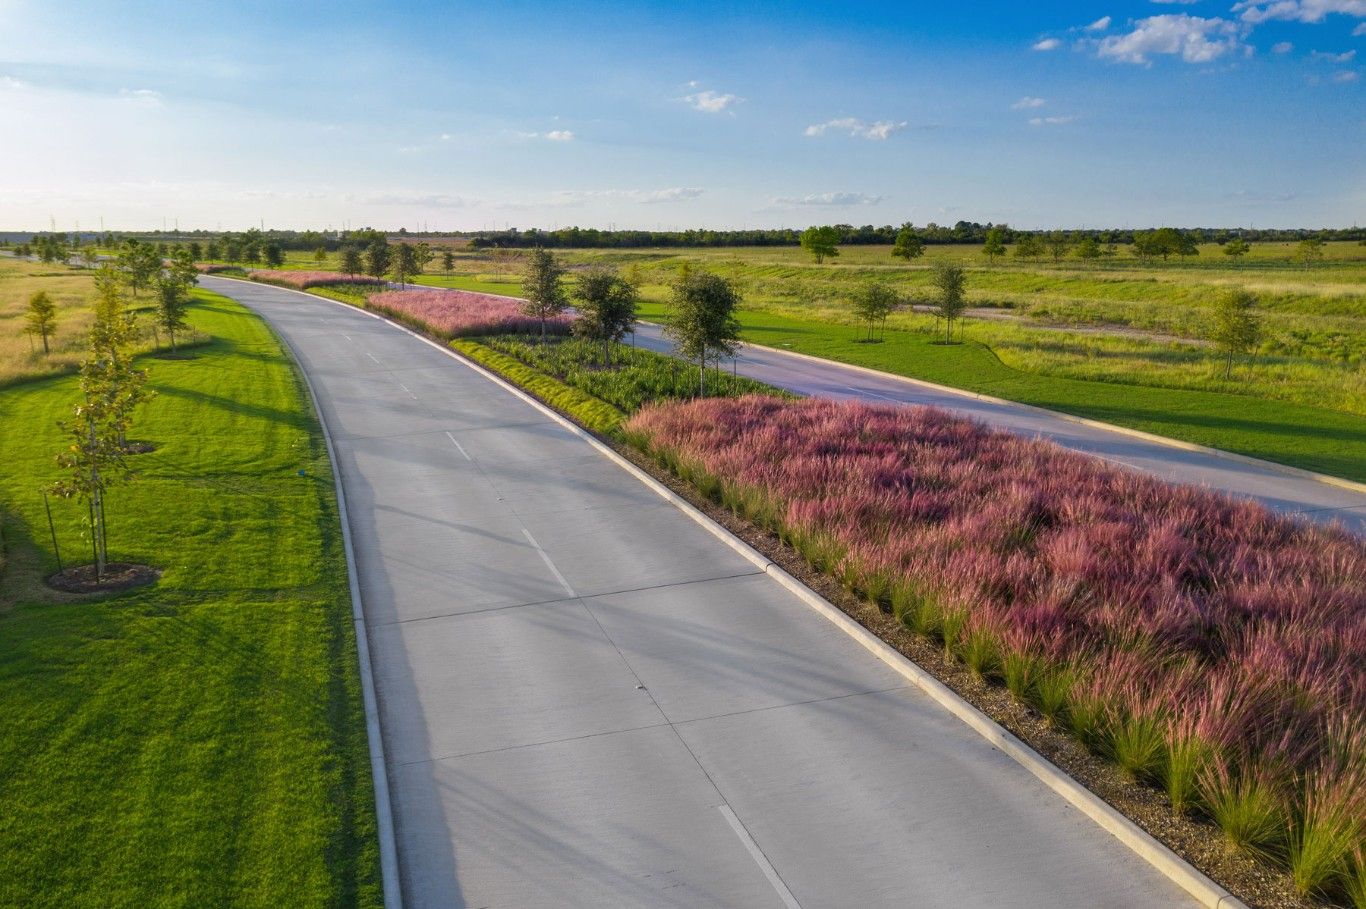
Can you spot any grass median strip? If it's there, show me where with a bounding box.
[0,289,380,907]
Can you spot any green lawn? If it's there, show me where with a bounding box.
[0,289,380,907]
[413,273,523,296]
[637,300,1366,482]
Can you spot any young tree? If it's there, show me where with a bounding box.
[187,242,202,261]
[572,267,639,364]
[800,225,841,264]
[1131,231,1160,263]
[665,270,742,394]
[982,227,1007,265]
[80,246,99,268]
[892,224,924,261]
[313,245,328,264]
[50,375,128,580]
[365,238,392,283]
[1074,236,1102,261]
[1222,238,1251,262]
[167,246,198,289]
[520,248,567,341]
[1208,289,1262,379]
[930,261,967,343]
[155,278,191,352]
[341,246,364,277]
[262,242,285,268]
[118,241,162,296]
[441,249,455,276]
[1043,230,1072,263]
[1295,237,1325,267]
[391,243,419,287]
[26,290,57,354]
[413,242,434,277]
[850,281,899,341]
[1013,233,1043,261]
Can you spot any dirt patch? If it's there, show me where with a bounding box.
[46,563,161,594]
[607,436,1317,909]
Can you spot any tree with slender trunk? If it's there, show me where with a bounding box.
[850,280,899,341]
[341,246,363,277]
[313,245,327,264]
[391,243,419,288]
[982,227,1006,265]
[365,238,391,284]
[26,290,57,354]
[1043,230,1071,264]
[931,261,967,344]
[892,224,924,261]
[1209,289,1262,379]
[665,270,741,395]
[520,248,567,341]
[155,278,191,352]
[572,267,638,365]
[1222,238,1250,263]
[262,242,285,268]
[441,250,455,276]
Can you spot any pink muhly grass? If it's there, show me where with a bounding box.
[365,288,574,339]
[249,269,382,289]
[626,395,1366,863]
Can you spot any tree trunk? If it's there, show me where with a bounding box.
[1224,351,1233,380]
[699,353,705,397]
[41,331,49,354]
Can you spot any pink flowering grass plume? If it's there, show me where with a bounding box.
[626,395,1366,886]
[249,269,382,289]
[365,288,575,339]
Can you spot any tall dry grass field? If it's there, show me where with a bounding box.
[0,257,97,386]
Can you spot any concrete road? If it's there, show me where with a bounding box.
[629,323,1366,535]
[203,277,1197,908]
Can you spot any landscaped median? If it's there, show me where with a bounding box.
[624,394,1366,907]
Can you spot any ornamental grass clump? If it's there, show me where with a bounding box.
[366,289,574,339]
[248,269,382,290]
[625,394,1366,891]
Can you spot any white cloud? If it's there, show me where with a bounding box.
[0,75,27,90]
[546,187,705,205]
[1333,68,1361,79]
[803,117,907,139]
[1233,0,1366,23]
[545,129,574,141]
[772,192,882,206]
[356,192,477,208]
[1086,16,1113,30]
[1012,96,1047,109]
[1033,37,1062,50]
[1273,40,1296,52]
[1096,15,1248,64]
[1311,48,1357,60]
[1029,115,1078,126]
[118,88,162,106]
[438,133,452,141]
[1354,21,1366,33]
[683,89,741,113]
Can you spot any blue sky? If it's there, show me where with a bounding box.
[1,0,1362,230]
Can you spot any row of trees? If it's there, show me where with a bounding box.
[518,249,741,392]
[337,237,437,286]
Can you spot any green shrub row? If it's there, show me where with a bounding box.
[450,340,625,436]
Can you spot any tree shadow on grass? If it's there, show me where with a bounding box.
[153,384,314,432]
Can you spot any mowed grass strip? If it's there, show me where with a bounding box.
[636,300,1366,482]
[0,289,380,907]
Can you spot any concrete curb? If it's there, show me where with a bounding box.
[249,303,404,909]
[641,320,1365,497]
[210,276,1248,909]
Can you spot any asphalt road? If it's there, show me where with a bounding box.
[203,277,1197,908]
[629,323,1366,535]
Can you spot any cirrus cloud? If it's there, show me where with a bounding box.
[772,191,882,206]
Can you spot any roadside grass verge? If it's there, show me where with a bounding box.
[624,394,1366,905]
[0,289,381,907]
[637,301,1366,482]
[451,340,626,434]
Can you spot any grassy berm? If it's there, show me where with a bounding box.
[0,289,380,907]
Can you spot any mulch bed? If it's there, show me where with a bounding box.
[46,563,161,594]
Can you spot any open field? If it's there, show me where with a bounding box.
[0,287,380,906]
[0,256,207,388]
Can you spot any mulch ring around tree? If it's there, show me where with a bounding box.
[46,563,161,594]
[122,440,157,454]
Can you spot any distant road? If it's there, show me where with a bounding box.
[629,323,1366,535]
[202,275,1199,909]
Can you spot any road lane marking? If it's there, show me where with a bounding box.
[719,805,802,908]
[521,529,576,597]
[394,380,417,400]
[444,432,471,460]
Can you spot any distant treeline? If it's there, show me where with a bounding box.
[3,223,1363,252]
